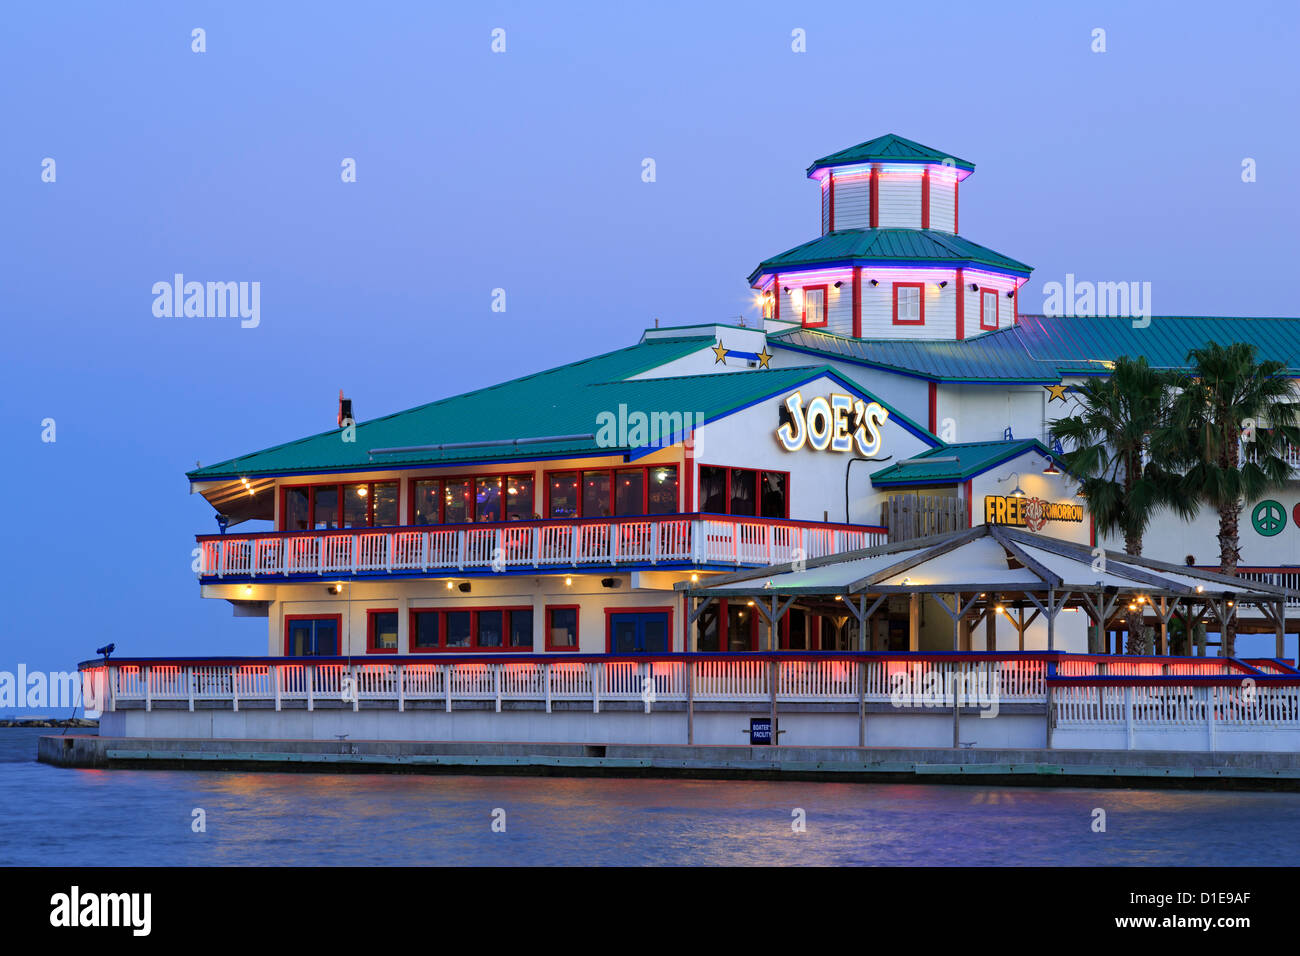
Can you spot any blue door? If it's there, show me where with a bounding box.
[609,611,670,654]
[287,618,339,656]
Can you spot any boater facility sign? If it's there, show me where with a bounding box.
[984,495,1084,532]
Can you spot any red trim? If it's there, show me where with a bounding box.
[697,464,790,518]
[684,438,695,512]
[542,464,680,519]
[545,604,580,652]
[927,382,937,434]
[953,179,959,234]
[955,268,965,340]
[965,480,973,528]
[773,273,780,321]
[827,172,835,232]
[283,614,343,656]
[869,166,879,228]
[406,605,534,652]
[801,284,829,328]
[921,168,930,229]
[892,282,926,326]
[979,287,999,331]
[604,606,675,654]
[366,608,400,654]
[1012,286,1018,325]
[851,266,862,337]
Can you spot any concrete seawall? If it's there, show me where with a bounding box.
[36,735,1300,790]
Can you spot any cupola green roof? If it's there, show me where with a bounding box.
[807,133,975,177]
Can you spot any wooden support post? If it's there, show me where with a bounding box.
[908,592,920,651]
[687,660,694,745]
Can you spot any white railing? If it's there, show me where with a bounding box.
[92,655,1049,713]
[197,515,886,579]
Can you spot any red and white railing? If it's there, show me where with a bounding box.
[82,652,1056,715]
[195,514,887,579]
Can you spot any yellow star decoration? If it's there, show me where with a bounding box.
[712,340,730,364]
[1045,382,1069,402]
[756,346,773,368]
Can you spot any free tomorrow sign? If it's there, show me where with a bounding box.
[984,494,1084,532]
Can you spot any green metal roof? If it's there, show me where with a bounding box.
[1014,314,1300,374]
[870,439,1053,486]
[187,339,934,482]
[773,316,1300,382]
[772,327,1056,383]
[748,229,1033,285]
[807,133,975,176]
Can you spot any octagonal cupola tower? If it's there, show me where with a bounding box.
[749,134,1032,341]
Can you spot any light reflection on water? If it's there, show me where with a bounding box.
[3,731,1299,866]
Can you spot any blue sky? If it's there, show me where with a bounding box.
[2,0,1297,682]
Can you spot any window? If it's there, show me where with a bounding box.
[412,479,441,525]
[410,473,534,524]
[698,465,789,518]
[411,610,440,650]
[761,292,774,320]
[406,607,533,652]
[547,472,579,518]
[582,472,610,517]
[647,466,678,514]
[547,606,579,651]
[284,488,309,531]
[802,285,827,328]
[285,616,340,656]
[980,288,999,331]
[444,479,472,524]
[546,466,678,518]
[692,600,757,651]
[615,469,645,516]
[282,481,398,531]
[893,283,925,325]
[367,609,399,654]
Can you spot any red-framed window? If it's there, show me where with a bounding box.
[604,606,675,653]
[545,605,580,651]
[281,480,399,531]
[761,290,774,320]
[367,608,399,654]
[283,614,343,656]
[544,465,679,519]
[694,599,760,651]
[801,284,828,328]
[892,282,925,325]
[979,287,999,331]
[697,465,789,518]
[408,471,537,525]
[407,606,533,652]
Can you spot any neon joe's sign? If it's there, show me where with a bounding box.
[775,391,889,455]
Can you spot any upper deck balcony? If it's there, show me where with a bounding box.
[196,513,887,582]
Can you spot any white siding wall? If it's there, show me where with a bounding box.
[831,172,871,230]
[776,269,854,334]
[961,269,1020,336]
[876,167,923,227]
[820,176,829,234]
[929,178,956,232]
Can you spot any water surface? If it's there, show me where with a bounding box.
[3,730,1296,866]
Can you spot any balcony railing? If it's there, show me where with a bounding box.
[196,513,887,580]
[80,652,1058,713]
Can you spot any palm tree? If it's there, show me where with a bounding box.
[1163,342,1300,657]
[1050,356,1184,556]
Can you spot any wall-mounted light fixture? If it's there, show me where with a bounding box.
[1006,290,1015,298]
[601,577,621,589]
[833,281,842,288]
[869,279,879,287]
[938,281,948,289]
[998,472,1025,497]
[458,582,472,593]
[328,583,344,595]
[969,283,979,292]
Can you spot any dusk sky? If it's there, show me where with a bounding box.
[2,0,1297,681]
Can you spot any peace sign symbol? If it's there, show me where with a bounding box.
[1252,499,1286,537]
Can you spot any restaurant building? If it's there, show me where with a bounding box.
[77,134,1300,755]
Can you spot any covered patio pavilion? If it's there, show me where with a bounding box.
[678,523,1295,659]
